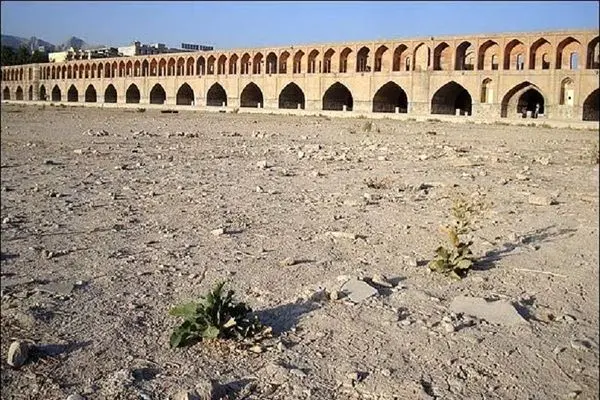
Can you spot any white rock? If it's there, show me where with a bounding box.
[528,195,554,206]
[371,273,393,288]
[341,280,378,303]
[66,395,86,400]
[449,296,528,326]
[7,341,30,368]
[211,228,225,236]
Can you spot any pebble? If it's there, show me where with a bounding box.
[173,390,200,400]
[371,273,393,288]
[528,195,554,206]
[7,341,30,368]
[211,228,225,236]
[279,257,297,266]
[289,368,307,378]
[66,395,86,400]
[441,321,456,333]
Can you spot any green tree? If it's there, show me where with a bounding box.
[1,46,16,66]
[15,46,31,64]
[30,50,49,64]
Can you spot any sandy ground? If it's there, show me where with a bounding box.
[1,104,599,400]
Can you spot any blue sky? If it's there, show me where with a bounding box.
[1,1,598,49]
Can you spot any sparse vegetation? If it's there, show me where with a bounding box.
[169,282,264,348]
[590,142,599,164]
[427,118,441,122]
[136,108,146,113]
[231,107,239,114]
[427,226,474,279]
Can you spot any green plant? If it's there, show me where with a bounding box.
[427,226,474,279]
[362,121,372,132]
[137,108,146,113]
[231,107,239,114]
[590,142,599,164]
[169,282,263,348]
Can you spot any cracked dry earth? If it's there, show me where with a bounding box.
[0,104,598,400]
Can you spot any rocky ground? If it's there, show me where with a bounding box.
[1,103,599,400]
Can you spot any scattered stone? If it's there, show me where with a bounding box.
[570,337,597,352]
[441,321,456,333]
[380,368,392,377]
[249,345,264,353]
[327,231,357,240]
[289,368,307,378]
[308,288,328,302]
[7,341,30,368]
[255,186,264,193]
[329,290,341,300]
[528,195,555,206]
[279,257,297,266]
[515,173,529,181]
[341,279,378,303]
[38,281,75,295]
[66,394,86,400]
[449,296,528,326]
[211,228,225,236]
[173,389,200,400]
[371,273,393,288]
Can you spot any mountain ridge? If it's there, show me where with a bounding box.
[1,34,103,52]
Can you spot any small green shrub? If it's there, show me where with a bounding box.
[590,142,599,164]
[231,107,239,114]
[137,108,146,113]
[428,226,474,279]
[362,121,373,132]
[427,118,441,122]
[169,282,263,348]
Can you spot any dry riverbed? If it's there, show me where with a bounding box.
[1,104,599,400]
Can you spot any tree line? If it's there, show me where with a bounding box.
[1,46,49,66]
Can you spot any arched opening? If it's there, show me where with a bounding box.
[266,52,277,74]
[413,43,430,71]
[39,85,46,101]
[586,36,599,69]
[518,89,545,117]
[15,86,23,100]
[28,85,33,100]
[240,82,264,108]
[372,82,408,113]
[433,42,451,71]
[480,78,493,103]
[560,78,574,106]
[126,84,140,103]
[279,51,289,74]
[67,85,78,102]
[431,81,472,115]
[556,37,581,69]
[356,46,370,72]
[207,56,215,75]
[206,83,227,107]
[85,85,97,102]
[185,57,194,75]
[293,50,304,73]
[339,47,352,73]
[217,55,227,75]
[176,83,194,105]
[149,59,157,76]
[478,40,499,70]
[133,60,140,77]
[278,82,305,109]
[240,53,250,74]
[158,59,167,76]
[500,82,546,118]
[252,53,263,74]
[176,57,185,75]
[392,44,408,71]
[229,54,238,75]
[308,50,319,73]
[504,39,526,70]
[323,49,334,73]
[582,89,599,121]
[104,84,117,103]
[150,84,166,104]
[142,60,149,76]
[529,38,552,70]
[569,52,579,70]
[374,45,388,72]
[51,85,61,102]
[455,41,474,70]
[3,87,10,100]
[196,57,205,75]
[322,82,353,111]
[168,58,176,76]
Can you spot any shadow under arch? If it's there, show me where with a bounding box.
[500,81,546,118]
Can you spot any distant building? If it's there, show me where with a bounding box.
[116,41,214,57]
[49,46,119,62]
[181,43,213,51]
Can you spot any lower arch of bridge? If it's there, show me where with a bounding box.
[28,85,33,100]
[16,86,23,100]
[240,83,264,108]
[500,82,545,118]
[3,86,10,100]
[176,83,194,105]
[126,84,140,103]
[85,85,97,102]
[279,82,305,109]
[104,84,117,103]
[372,82,408,113]
[39,85,46,101]
[67,85,78,102]
[323,82,353,111]
[51,85,61,102]
[206,83,227,106]
[582,89,599,121]
[150,84,166,104]
[431,81,472,115]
